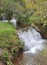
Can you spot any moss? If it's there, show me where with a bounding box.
[41,49,47,57]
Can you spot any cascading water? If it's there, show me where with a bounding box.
[17,27,47,54]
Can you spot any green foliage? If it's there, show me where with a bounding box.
[27,16,40,24]
[6,61,14,65]
[0,0,47,36]
[6,10,13,21]
[0,0,47,24]
[0,22,24,65]
[1,50,12,61]
[0,31,24,65]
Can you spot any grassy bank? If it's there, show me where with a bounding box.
[0,22,24,65]
[0,22,15,34]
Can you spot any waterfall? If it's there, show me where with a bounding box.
[17,27,47,54]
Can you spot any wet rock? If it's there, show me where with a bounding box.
[18,48,23,54]
[44,34,47,39]
[31,23,41,32]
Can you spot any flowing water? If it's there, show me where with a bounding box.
[14,27,47,65]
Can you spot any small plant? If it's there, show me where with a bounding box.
[27,16,40,24]
[1,50,12,61]
[6,61,14,65]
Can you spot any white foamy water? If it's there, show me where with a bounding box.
[17,27,47,54]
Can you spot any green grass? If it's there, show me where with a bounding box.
[0,22,15,34]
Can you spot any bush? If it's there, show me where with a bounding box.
[0,31,24,65]
[27,16,40,24]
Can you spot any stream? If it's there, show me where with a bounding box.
[14,27,47,65]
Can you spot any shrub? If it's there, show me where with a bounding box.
[0,31,24,65]
[27,16,40,24]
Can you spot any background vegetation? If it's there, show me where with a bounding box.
[0,0,47,32]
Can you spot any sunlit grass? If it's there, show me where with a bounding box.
[0,21,15,34]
